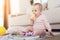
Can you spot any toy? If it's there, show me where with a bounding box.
[30,12,35,20]
[0,26,6,36]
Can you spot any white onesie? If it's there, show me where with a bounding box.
[33,14,51,35]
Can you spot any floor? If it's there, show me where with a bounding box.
[45,32,60,40]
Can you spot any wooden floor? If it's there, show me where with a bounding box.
[45,32,60,40]
[45,36,60,40]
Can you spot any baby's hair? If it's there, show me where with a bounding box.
[33,3,43,12]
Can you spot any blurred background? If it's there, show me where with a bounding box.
[0,0,60,40]
[0,0,60,35]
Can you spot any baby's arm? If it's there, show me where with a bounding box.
[30,13,35,24]
[25,26,33,33]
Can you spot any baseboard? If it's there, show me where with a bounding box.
[52,29,60,32]
[46,29,60,32]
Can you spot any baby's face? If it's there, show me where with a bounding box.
[32,5,42,17]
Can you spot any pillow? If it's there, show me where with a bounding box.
[7,14,32,33]
[6,26,26,33]
[8,14,31,26]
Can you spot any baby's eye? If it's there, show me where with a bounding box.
[35,10,37,12]
[32,10,33,12]
[32,10,37,12]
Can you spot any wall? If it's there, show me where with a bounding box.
[8,0,60,29]
[10,0,31,14]
[8,0,32,28]
[0,0,4,26]
[48,0,60,9]
[44,0,60,29]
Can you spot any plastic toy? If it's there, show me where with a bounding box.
[0,26,6,36]
[30,12,35,20]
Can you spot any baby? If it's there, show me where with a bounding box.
[25,3,53,36]
[13,3,53,37]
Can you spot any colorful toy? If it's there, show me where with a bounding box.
[0,26,6,36]
[30,12,35,20]
[26,32,33,36]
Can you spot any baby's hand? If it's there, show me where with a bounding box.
[30,19,34,24]
[25,26,33,33]
[30,13,35,24]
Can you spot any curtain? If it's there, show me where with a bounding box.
[4,0,10,29]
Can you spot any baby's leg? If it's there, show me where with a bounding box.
[25,26,33,33]
[33,29,46,36]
